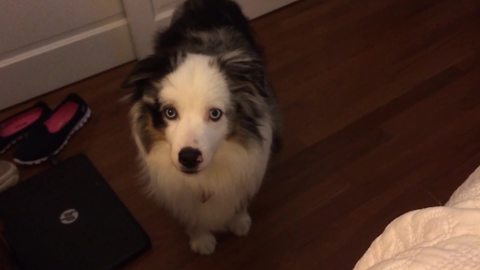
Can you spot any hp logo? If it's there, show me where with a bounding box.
[59,209,79,225]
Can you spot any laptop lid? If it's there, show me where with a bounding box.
[0,154,150,270]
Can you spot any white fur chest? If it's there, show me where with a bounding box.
[143,129,271,230]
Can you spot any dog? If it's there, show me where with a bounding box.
[124,0,280,255]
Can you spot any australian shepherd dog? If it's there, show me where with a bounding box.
[124,0,280,255]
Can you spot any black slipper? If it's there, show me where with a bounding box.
[0,102,51,154]
[13,94,91,165]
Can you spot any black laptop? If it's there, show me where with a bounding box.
[0,155,150,270]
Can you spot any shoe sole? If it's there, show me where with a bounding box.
[13,108,92,166]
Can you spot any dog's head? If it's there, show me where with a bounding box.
[125,51,267,174]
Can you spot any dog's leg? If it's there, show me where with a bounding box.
[228,209,251,237]
[188,227,216,255]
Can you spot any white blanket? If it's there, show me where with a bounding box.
[354,166,480,270]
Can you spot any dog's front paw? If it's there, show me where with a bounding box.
[229,212,251,237]
[190,233,216,255]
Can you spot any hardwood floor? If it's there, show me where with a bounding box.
[1,0,480,269]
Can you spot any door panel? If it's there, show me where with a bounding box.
[0,20,134,109]
[0,1,135,110]
[0,1,125,54]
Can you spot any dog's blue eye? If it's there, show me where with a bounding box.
[209,108,223,121]
[164,107,178,120]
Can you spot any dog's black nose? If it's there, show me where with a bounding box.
[179,147,202,170]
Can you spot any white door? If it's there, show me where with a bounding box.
[0,0,136,110]
[122,0,298,59]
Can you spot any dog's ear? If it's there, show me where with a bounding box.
[122,55,172,89]
[218,51,269,98]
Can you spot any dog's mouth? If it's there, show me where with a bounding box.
[181,168,199,175]
[173,160,202,175]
